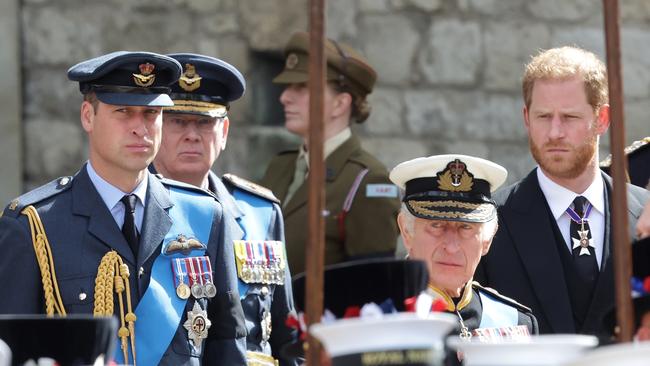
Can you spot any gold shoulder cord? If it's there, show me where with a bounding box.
[21,206,137,365]
[94,251,137,366]
[22,205,66,316]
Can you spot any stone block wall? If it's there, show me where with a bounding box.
[12,0,650,193]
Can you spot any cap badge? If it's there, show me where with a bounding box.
[437,159,474,192]
[133,62,156,87]
[179,63,202,92]
[286,53,299,69]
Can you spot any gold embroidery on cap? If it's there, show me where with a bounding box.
[286,53,299,69]
[133,62,156,87]
[408,200,493,220]
[437,159,474,192]
[179,63,202,92]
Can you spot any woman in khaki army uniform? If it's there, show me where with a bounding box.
[260,32,400,274]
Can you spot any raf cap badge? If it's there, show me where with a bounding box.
[179,63,202,92]
[133,62,156,87]
[286,53,299,69]
[437,158,474,192]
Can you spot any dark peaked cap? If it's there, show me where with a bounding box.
[165,53,246,118]
[67,51,182,107]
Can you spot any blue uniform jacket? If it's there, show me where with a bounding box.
[208,171,299,366]
[0,165,247,365]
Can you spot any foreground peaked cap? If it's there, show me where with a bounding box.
[165,53,246,118]
[272,31,376,97]
[67,51,182,107]
[390,154,508,223]
[0,314,117,365]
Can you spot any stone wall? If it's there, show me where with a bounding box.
[10,0,650,196]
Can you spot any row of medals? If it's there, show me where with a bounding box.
[240,262,285,285]
[174,257,217,300]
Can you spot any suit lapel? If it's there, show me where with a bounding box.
[72,165,136,265]
[138,174,173,267]
[503,170,575,333]
[210,172,244,241]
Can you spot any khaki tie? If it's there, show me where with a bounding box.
[283,156,308,207]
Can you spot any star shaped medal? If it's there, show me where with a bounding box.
[571,223,594,256]
[184,302,212,349]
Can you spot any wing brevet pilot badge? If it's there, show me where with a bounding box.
[165,234,205,255]
[133,62,156,87]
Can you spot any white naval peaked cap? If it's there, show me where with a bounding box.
[447,334,598,366]
[389,154,507,223]
[563,341,650,366]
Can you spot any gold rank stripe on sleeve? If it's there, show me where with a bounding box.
[233,240,286,285]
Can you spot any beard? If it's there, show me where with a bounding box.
[529,132,598,180]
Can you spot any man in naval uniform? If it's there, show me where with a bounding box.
[389,154,539,340]
[0,51,247,365]
[152,53,298,366]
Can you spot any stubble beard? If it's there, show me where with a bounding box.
[529,132,598,180]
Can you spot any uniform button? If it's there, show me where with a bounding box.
[138,267,145,278]
[261,286,269,297]
[78,292,87,301]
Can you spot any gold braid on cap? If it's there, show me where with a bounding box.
[22,205,67,316]
[94,251,137,366]
[21,206,137,365]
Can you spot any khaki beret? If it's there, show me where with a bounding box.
[272,31,377,97]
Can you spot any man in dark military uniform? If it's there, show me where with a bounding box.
[390,154,539,339]
[260,31,400,274]
[600,136,650,190]
[152,53,298,366]
[0,51,247,365]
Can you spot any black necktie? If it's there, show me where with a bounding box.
[121,194,140,257]
[569,196,598,290]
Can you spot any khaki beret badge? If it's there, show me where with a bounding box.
[179,63,202,92]
[133,62,156,87]
[437,159,474,192]
[286,53,299,70]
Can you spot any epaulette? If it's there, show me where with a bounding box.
[472,281,532,313]
[599,137,650,168]
[1,176,73,219]
[222,173,280,204]
[156,175,217,200]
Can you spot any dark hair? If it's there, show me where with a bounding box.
[328,81,371,123]
[83,92,99,114]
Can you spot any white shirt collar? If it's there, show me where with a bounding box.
[536,166,605,219]
[299,127,352,168]
[86,161,148,210]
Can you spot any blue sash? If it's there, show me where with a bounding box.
[478,290,519,328]
[114,187,216,365]
[232,188,274,297]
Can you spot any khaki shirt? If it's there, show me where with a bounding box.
[260,135,400,274]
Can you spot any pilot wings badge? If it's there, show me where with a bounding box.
[165,234,206,255]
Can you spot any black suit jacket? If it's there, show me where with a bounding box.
[475,168,649,340]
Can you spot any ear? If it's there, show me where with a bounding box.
[219,117,230,151]
[80,101,95,133]
[480,222,498,256]
[595,104,610,135]
[331,91,352,119]
[397,213,413,251]
[523,105,531,131]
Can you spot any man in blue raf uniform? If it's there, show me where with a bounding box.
[152,53,298,366]
[390,155,539,341]
[0,51,247,365]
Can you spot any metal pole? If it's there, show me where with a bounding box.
[603,0,634,342]
[305,0,326,364]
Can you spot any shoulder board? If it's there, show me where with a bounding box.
[222,173,280,204]
[472,281,532,313]
[600,137,650,168]
[157,176,217,200]
[1,176,73,218]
